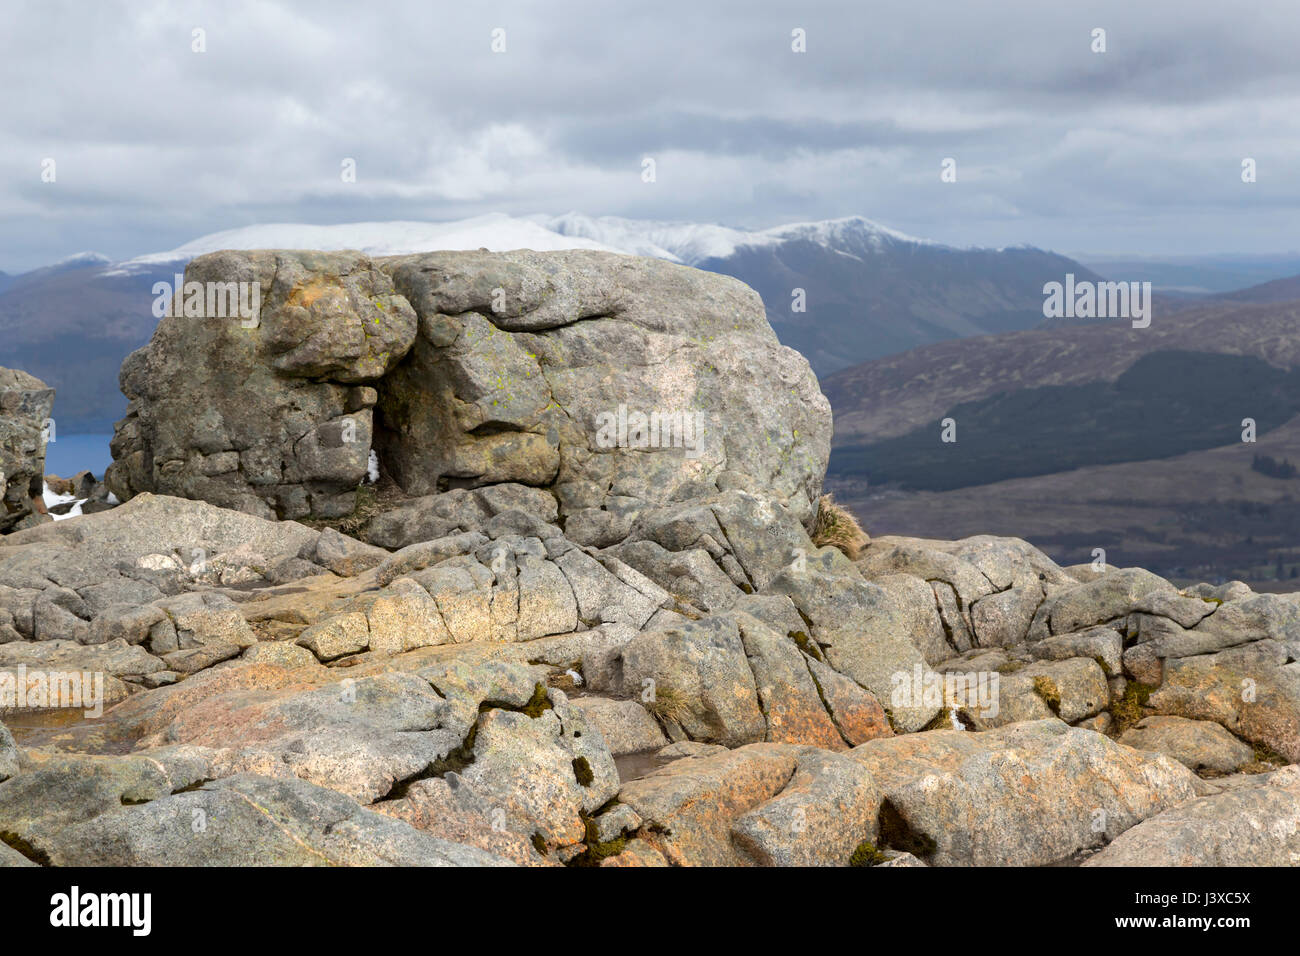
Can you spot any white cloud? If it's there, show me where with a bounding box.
[1,0,1299,269]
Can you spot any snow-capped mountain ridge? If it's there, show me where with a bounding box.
[102,212,953,276]
[53,252,112,267]
[540,213,938,266]
[102,214,626,276]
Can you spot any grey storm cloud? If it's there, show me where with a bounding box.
[1,0,1298,271]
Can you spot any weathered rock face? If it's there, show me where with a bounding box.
[0,367,54,534]
[105,252,408,519]
[106,250,831,525]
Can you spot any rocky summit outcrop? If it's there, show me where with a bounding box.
[0,367,54,534]
[1,251,1297,868]
[105,250,830,526]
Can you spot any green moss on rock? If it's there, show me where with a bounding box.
[572,756,594,787]
[1110,681,1156,734]
[849,841,890,867]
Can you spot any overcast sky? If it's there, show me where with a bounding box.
[2,0,1298,272]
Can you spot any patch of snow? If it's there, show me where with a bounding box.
[366,450,380,484]
[52,501,85,521]
[564,669,583,686]
[42,483,77,509]
[51,251,112,268]
[540,213,754,263]
[760,215,934,250]
[43,482,86,521]
[543,212,939,265]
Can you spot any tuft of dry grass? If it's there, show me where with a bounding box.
[1242,743,1291,774]
[643,685,689,724]
[810,494,869,560]
[303,474,406,539]
[1110,681,1155,735]
[1031,675,1062,716]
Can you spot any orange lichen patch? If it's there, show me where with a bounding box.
[286,277,346,312]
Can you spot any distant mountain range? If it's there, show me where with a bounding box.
[8,212,1300,582]
[4,213,1300,439]
[116,213,1108,372]
[1216,274,1300,304]
[1077,254,1300,296]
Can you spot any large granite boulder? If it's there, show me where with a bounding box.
[106,250,830,526]
[0,367,54,534]
[4,767,511,867]
[1083,767,1300,867]
[848,719,1198,866]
